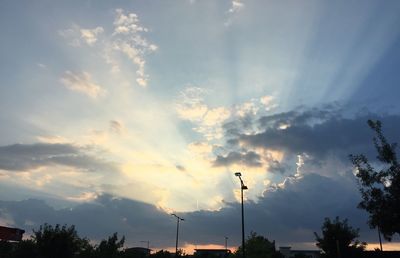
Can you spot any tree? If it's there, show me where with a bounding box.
[235,232,283,258]
[314,217,366,258]
[150,250,172,258]
[95,232,124,258]
[350,120,400,240]
[12,240,39,258]
[33,223,91,258]
[0,240,13,258]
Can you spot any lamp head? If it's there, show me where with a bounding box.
[234,172,242,177]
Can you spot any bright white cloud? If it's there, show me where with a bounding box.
[111,9,158,87]
[80,26,104,46]
[236,95,276,117]
[175,86,232,140]
[175,86,209,121]
[60,71,106,98]
[59,10,157,87]
[228,0,244,13]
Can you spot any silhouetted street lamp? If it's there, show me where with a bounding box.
[171,213,184,256]
[235,172,248,258]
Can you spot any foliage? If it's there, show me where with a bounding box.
[0,240,14,258]
[350,120,400,240]
[12,240,39,258]
[150,250,172,258]
[0,223,129,258]
[314,217,366,258]
[235,232,283,258]
[33,223,91,258]
[96,232,125,258]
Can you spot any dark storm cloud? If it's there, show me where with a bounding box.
[230,109,400,161]
[213,150,262,167]
[0,143,118,173]
[0,174,379,248]
[0,194,174,247]
[181,173,374,246]
[267,159,288,174]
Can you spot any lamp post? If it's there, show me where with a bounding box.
[225,236,228,251]
[171,213,184,256]
[235,172,248,258]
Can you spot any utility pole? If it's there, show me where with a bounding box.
[171,213,184,257]
[141,240,150,249]
[378,226,383,251]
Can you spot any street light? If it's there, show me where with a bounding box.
[235,172,248,258]
[171,213,184,256]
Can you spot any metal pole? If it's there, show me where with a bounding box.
[176,217,179,256]
[172,214,184,257]
[241,185,246,258]
[225,236,228,251]
[378,226,383,251]
[235,173,247,258]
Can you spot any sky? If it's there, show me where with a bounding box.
[1,0,400,253]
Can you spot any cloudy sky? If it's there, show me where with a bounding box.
[1,0,400,252]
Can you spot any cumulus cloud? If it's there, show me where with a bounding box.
[59,10,157,87]
[175,87,231,140]
[80,26,104,46]
[0,143,118,173]
[60,71,106,98]
[111,9,158,87]
[59,25,104,47]
[242,112,400,162]
[175,86,209,122]
[220,106,400,165]
[213,150,262,167]
[228,0,244,14]
[224,0,245,26]
[175,87,279,141]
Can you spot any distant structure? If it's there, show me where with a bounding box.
[279,246,321,258]
[362,251,400,258]
[125,247,152,257]
[0,226,25,241]
[194,249,231,258]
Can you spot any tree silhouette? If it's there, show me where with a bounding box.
[12,240,39,258]
[314,217,365,258]
[95,232,124,258]
[235,232,283,258]
[350,120,400,240]
[33,223,92,258]
[150,250,172,258]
